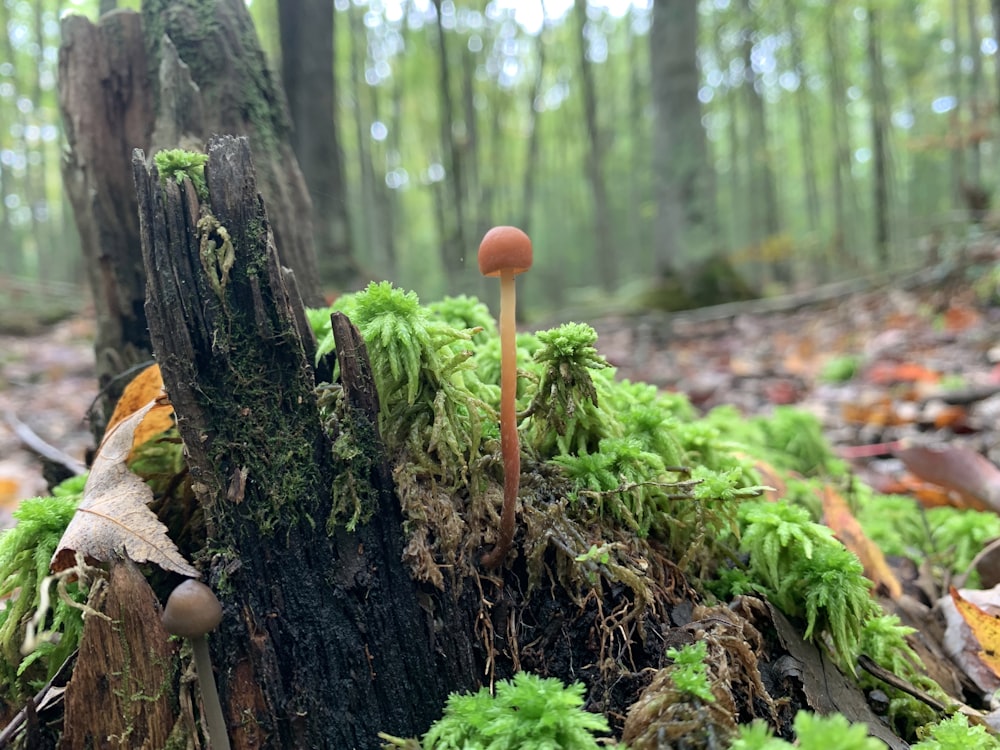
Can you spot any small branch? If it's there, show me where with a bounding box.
[2,409,87,476]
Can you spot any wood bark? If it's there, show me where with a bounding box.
[59,10,156,439]
[58,3,326,439]
[59,560,178,750]
[278,0,357,289]
[134,135,479,748]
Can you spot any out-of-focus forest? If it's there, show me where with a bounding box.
[2,0,999,314]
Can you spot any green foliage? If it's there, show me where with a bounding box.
[666,640,715,703]
[427,295,497,338]
[553,436,672,535]
[420,672,609,750]
[313,282,492,486]
[857,614,943,729]
[820,355,861,383]
[523,323,613,457]
[857,493,1000,580]
[0,480,86,701]
[153,148,209,201]
[735,500,879,672]
[731,712,885,750]
[911,713,1000,750]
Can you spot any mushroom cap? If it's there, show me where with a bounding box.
[478,226,533,277]
[162,579,223,638]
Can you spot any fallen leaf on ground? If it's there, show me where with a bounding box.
[895,444,1000,512]
[51,396,198,577]
[946,586,1000,689]
[822,485,902,599]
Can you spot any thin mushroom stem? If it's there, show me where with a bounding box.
[190,635,231,750]
[481,268,520,568]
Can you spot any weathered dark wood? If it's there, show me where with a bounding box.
[59,10,156,440]
[143,0,324,306]
[58,3,325,438]
[59,560,178,750]
[134,136,477,748]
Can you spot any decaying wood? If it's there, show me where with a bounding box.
[58,560,178,750]
[58,2,324,437]
[59,10,156,440]
[133,135,477,748]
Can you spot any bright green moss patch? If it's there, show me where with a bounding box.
[153,148,209,201]
[0,478,87,702]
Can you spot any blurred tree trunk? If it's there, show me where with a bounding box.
[949,0,965,207]
[966,0,984,186]
[431,0,468,292]
[347,3,379,281]
[59,10,155,440]
[59,1,326,437]
[519,19,546,235]
[782,0,820,234]
[279,0,358,289]
[867,2,891,266]
[626,4,650,272]
[993,0,1000,133]
[739,0,780,283]
[824,5,857,272]
[650,0,714,275]
[574,0,616,291]
[0,0,13,275]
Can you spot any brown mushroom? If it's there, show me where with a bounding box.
[163,579,230,750]
[478,226,533,568]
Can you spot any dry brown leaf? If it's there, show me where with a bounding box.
[51,396,198,577]
[821,485,903,600]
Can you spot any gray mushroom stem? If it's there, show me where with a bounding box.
[190,634,230,750]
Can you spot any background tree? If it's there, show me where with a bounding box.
[279,0,358,289]
[649,0,713,274]
[8,0,1000,320]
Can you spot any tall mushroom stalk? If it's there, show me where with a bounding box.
[478,226,533,568]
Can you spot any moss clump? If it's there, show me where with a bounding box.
[0,478,87,704]
[411,673,609,750]
[153,148,209,201]
[732,711,886,750]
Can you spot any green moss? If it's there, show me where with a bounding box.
[418,673,609,750]
[0,480,86,702]
[666,641,715,703]
[732,712,886,750]
[912,713,1000,749]
[153,148,209,201]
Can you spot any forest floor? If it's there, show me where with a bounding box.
[3,245,1000,525]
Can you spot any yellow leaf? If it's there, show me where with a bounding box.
[105,364,175,456]
[950,587,1000,677]
[51,396,198,578]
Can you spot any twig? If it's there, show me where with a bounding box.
[857,653,951,712]
[2,409,87,476]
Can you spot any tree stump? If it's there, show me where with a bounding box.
[59,2,324,438]
[133,135,479,748]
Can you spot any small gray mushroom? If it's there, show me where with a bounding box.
[163,579,230,750]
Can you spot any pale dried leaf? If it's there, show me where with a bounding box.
[51,397,198,577]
